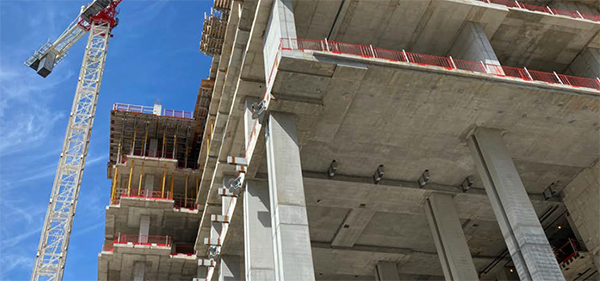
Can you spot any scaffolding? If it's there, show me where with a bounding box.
[200,9,228,56]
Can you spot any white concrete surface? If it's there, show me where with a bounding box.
[243,180,276,281]
[265,112,315,281]
[374,261,400,281]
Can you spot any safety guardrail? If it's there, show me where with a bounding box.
[555,238,581,265]
[280,39,600,91]
[171,244,196,256]
[111,188,198,210]
[114,233,172,247]
[112,103,193,119]
[474,0,600,22]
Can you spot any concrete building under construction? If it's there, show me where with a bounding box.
[99,0,600,280]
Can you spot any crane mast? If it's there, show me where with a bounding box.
[28,1,121,280]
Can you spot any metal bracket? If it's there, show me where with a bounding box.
[461,176,474,192]
[251,100,267,119]
[327,160,337,178]
[418,169,430,188]
[207,245,221,259]
[373,165,385,184]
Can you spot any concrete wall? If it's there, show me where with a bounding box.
[567,48,600,78]
[561,159,600,269]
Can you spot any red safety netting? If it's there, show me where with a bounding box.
[280,39,600,91]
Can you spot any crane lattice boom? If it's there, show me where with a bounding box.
[29,1,122,280]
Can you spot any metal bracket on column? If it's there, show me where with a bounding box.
[251,100,267,119]
[373,164,385,184]
[461,176,474,192]
[207,245,221,259]
[219,174,245,197]
[418,169,430,188]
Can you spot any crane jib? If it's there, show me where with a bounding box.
[24,0,120,78]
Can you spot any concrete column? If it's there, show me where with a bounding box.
[467,127,565,281]
[424,193,478,281]
[220,255,242,281]
[149,138,158,157]
[133,262,145,281]
[265,112,315,281]
[567,48,600,79]
[560,160,600,270]
[144,174,154,191]
[139,215,150,243]
[263,0,297,82]
[448,22,503,75]
[244,180,276,281]
[374,261,400,281]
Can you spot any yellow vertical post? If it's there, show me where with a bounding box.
[110,166,119,203]
[117,141,122,164]
[184,174,189,208]
[127,160,134,196]
[170,172,174,199]
[138,162,144,194]
[161,165,166,198]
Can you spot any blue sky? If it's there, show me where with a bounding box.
[0,0,213,279]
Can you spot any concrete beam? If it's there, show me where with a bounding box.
[468,127,564,281]
[374,261,400,281]
[244,180,276,281]
[331,209,376,247]
[424,193,478,281]
[265,112,315,280]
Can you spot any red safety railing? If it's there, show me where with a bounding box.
[473,0,600,22]
[114,233,172,247]
[102,241,114,252]
[174,198,198,210]
[111,188,198,210]
[112,103,193,120]
[555,239,580,264]
[171,244,196,256]
[111,188,173,205]
[281,38,600,91]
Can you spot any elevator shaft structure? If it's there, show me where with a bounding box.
[28,1,121,280]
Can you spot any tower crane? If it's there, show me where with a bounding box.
[25,0,122,280]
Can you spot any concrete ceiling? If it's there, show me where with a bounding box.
[293,0,600,73]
